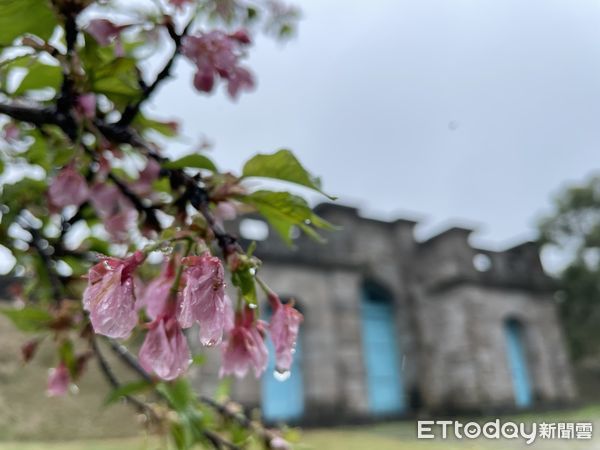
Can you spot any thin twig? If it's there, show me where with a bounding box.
[118,20,193,127]
[106,338,153,383]
[90,335,158,421]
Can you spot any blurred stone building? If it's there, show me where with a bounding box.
[195,203,576,424]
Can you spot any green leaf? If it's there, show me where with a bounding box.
[90,57,141,105]
[0,0,58,46]
[242,149,335,199]
[105,380,152,405]
[13,62,61,94]
[237,190,337,245]
[163,154,217,172]
[191,354,206,366]
[231,268,257,305]
[157,378,194,412]
[58,340,76,377]
[0,307,53,332]
[134,115,178,137]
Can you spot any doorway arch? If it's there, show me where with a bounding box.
[504,318,533,408]
[360,280,405,415]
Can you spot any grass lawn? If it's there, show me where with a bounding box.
[2,406,600,450]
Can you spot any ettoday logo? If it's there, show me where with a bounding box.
[417,420,593,444]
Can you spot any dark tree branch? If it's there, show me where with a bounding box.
[24,224,63,305]
[106,338,153,383]
[90,335,158,420]
[203,429,242,450]
[118,20,193,127]
[199,396,282,449]
[0,103,58,126]
[107,173,161,231]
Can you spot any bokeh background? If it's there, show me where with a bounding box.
[3,1,600,449]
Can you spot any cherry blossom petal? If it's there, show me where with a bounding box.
[139,316,190,380]
[47,362,70,397]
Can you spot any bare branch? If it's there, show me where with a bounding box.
[118,19,194,127]
[0,103,58,126]
[90,335,158,421]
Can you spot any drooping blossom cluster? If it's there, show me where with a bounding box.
[220,306,269,378]
[181,30,255,99]
[82,245,303,381]
[47,160,159,242]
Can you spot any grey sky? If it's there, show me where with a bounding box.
[149,0,600,258]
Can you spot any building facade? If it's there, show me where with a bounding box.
[193,203,576,424]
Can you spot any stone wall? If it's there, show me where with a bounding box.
[206,203,577,422]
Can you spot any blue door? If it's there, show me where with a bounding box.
[504,319,533,408]
[262,320,304,422]
[361,287,405,415]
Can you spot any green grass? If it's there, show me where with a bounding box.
[2,406,600,450]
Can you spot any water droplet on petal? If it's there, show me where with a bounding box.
[273,369,290,382]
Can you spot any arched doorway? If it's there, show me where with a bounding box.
[504,318,533,408]
[360,281,405,415]
[261,300,305,422]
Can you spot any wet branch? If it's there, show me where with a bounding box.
[118,20,193,127]
[90,335,158,420]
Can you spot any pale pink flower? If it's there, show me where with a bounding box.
[83,251,144,339]
[138,259,176,321]
[76,93,96,119]
[89,183,137,243]
[268,292,303,372]
[48,164,90,210]
[223,294,235,333]
[226,66,254,99]
[47,362,70,397]
[178,254,228,346]
[3,122,20,141]
[214,201,237,228]
[220,307,268,378]
[269,436,292,450]
[139,313,190,381]
[181,30,255,99]
[86,19,127,56]
[130,159,161,197]
[169,0,194,9]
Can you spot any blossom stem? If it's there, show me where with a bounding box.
[169,239,193,297]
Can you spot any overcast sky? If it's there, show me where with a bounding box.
[147,0,600,257]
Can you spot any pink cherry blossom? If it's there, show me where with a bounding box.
[139,313,190,381]
[86,19,127,56]
[181,30,255,99]
[220,307,268,378]
[130,159,161,197]
[83,251,144,339]
[177,254,228,346]
[48,164,90,210]
[138,259,176,320]
[2,122,20,141]
[214,201,238,228]
[76,93,96,119]
[47,362,70,397]
[268,292,303,372]
[169,0,194,9]
[269,437,292,450]
[89,183,137,243]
